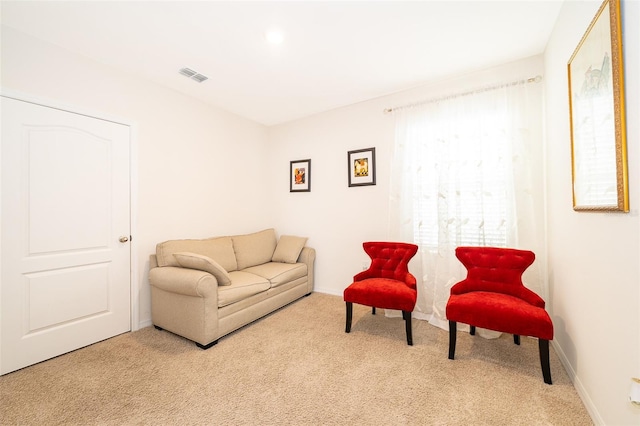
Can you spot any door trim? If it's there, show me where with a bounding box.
[0,91,140,352]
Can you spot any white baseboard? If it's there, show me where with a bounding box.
[137,319,153,330]
[309,291,604,424]
[279,288,607,423]
[313,287,342,297]
[551,340,603,425]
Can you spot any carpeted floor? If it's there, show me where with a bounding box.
[0,292,592,425]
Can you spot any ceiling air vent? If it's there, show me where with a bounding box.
[191,73,208,83]
[179,67,208,83]
[179,67,197,77]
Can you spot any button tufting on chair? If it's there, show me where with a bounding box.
[343,242,419,345]
[446,246,554,384]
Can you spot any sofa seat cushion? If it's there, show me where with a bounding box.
[218,271,270,307]
[243,262,308,288]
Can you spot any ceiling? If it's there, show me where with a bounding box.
[1,1,563,126]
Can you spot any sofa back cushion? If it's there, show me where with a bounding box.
[232,228,277,270]
[156,236,238,272]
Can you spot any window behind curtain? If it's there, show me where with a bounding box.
[410,101,511,250]
[389,76,545,324]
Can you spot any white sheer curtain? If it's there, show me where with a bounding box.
[388,79,545,334]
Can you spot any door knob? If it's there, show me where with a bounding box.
[119,236,129,243]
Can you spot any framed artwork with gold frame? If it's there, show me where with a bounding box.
[568,0,628,212]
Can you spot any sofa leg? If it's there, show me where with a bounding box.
[402,311,413,346]
[372,306,376,315]
[345,302,353,333]
[514,335,521,345]
[469,325,476,336]
[539,339,552,385]
[448,320,457,359]
[196,340,218,350]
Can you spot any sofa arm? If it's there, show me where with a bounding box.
[149,265,220,347]
[297,246,315,264]
[297,247,316,292]
[149,266,218,299]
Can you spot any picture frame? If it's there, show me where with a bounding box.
[568,0,628,212]
[348,147,376,187]
[290,159,311,192]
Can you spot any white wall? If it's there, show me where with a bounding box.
[267,55,544,295]
[544,0,639,424]
[0,26,273,327]
[269,0,640,417]
[3,2,639,421]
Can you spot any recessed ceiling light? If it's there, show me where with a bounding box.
[265,29,284,45]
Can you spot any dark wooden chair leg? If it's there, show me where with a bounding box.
[469,325,476,336]
[514,335,521,345]
[345,302,353,333]
[539,339,552,385]
[372,306,376,315]
[448,320,457,359]
[402,311,413,346]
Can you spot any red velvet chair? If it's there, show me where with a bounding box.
[344,242,419,345]
[446,246,554,384]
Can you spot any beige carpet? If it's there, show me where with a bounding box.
[0,293,592,425]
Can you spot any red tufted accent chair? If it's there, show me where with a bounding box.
[343,242,419,345]
[446,246,554,384]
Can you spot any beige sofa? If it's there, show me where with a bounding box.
[149,228,315,348]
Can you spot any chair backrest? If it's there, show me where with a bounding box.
[454,246,534,296]
[363,242,418,281]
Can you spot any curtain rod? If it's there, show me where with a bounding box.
[383,75,543,114]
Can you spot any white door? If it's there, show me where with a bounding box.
[1,96,131,375]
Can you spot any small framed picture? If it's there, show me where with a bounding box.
[290,159,311,192]
[348,147,376,187]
